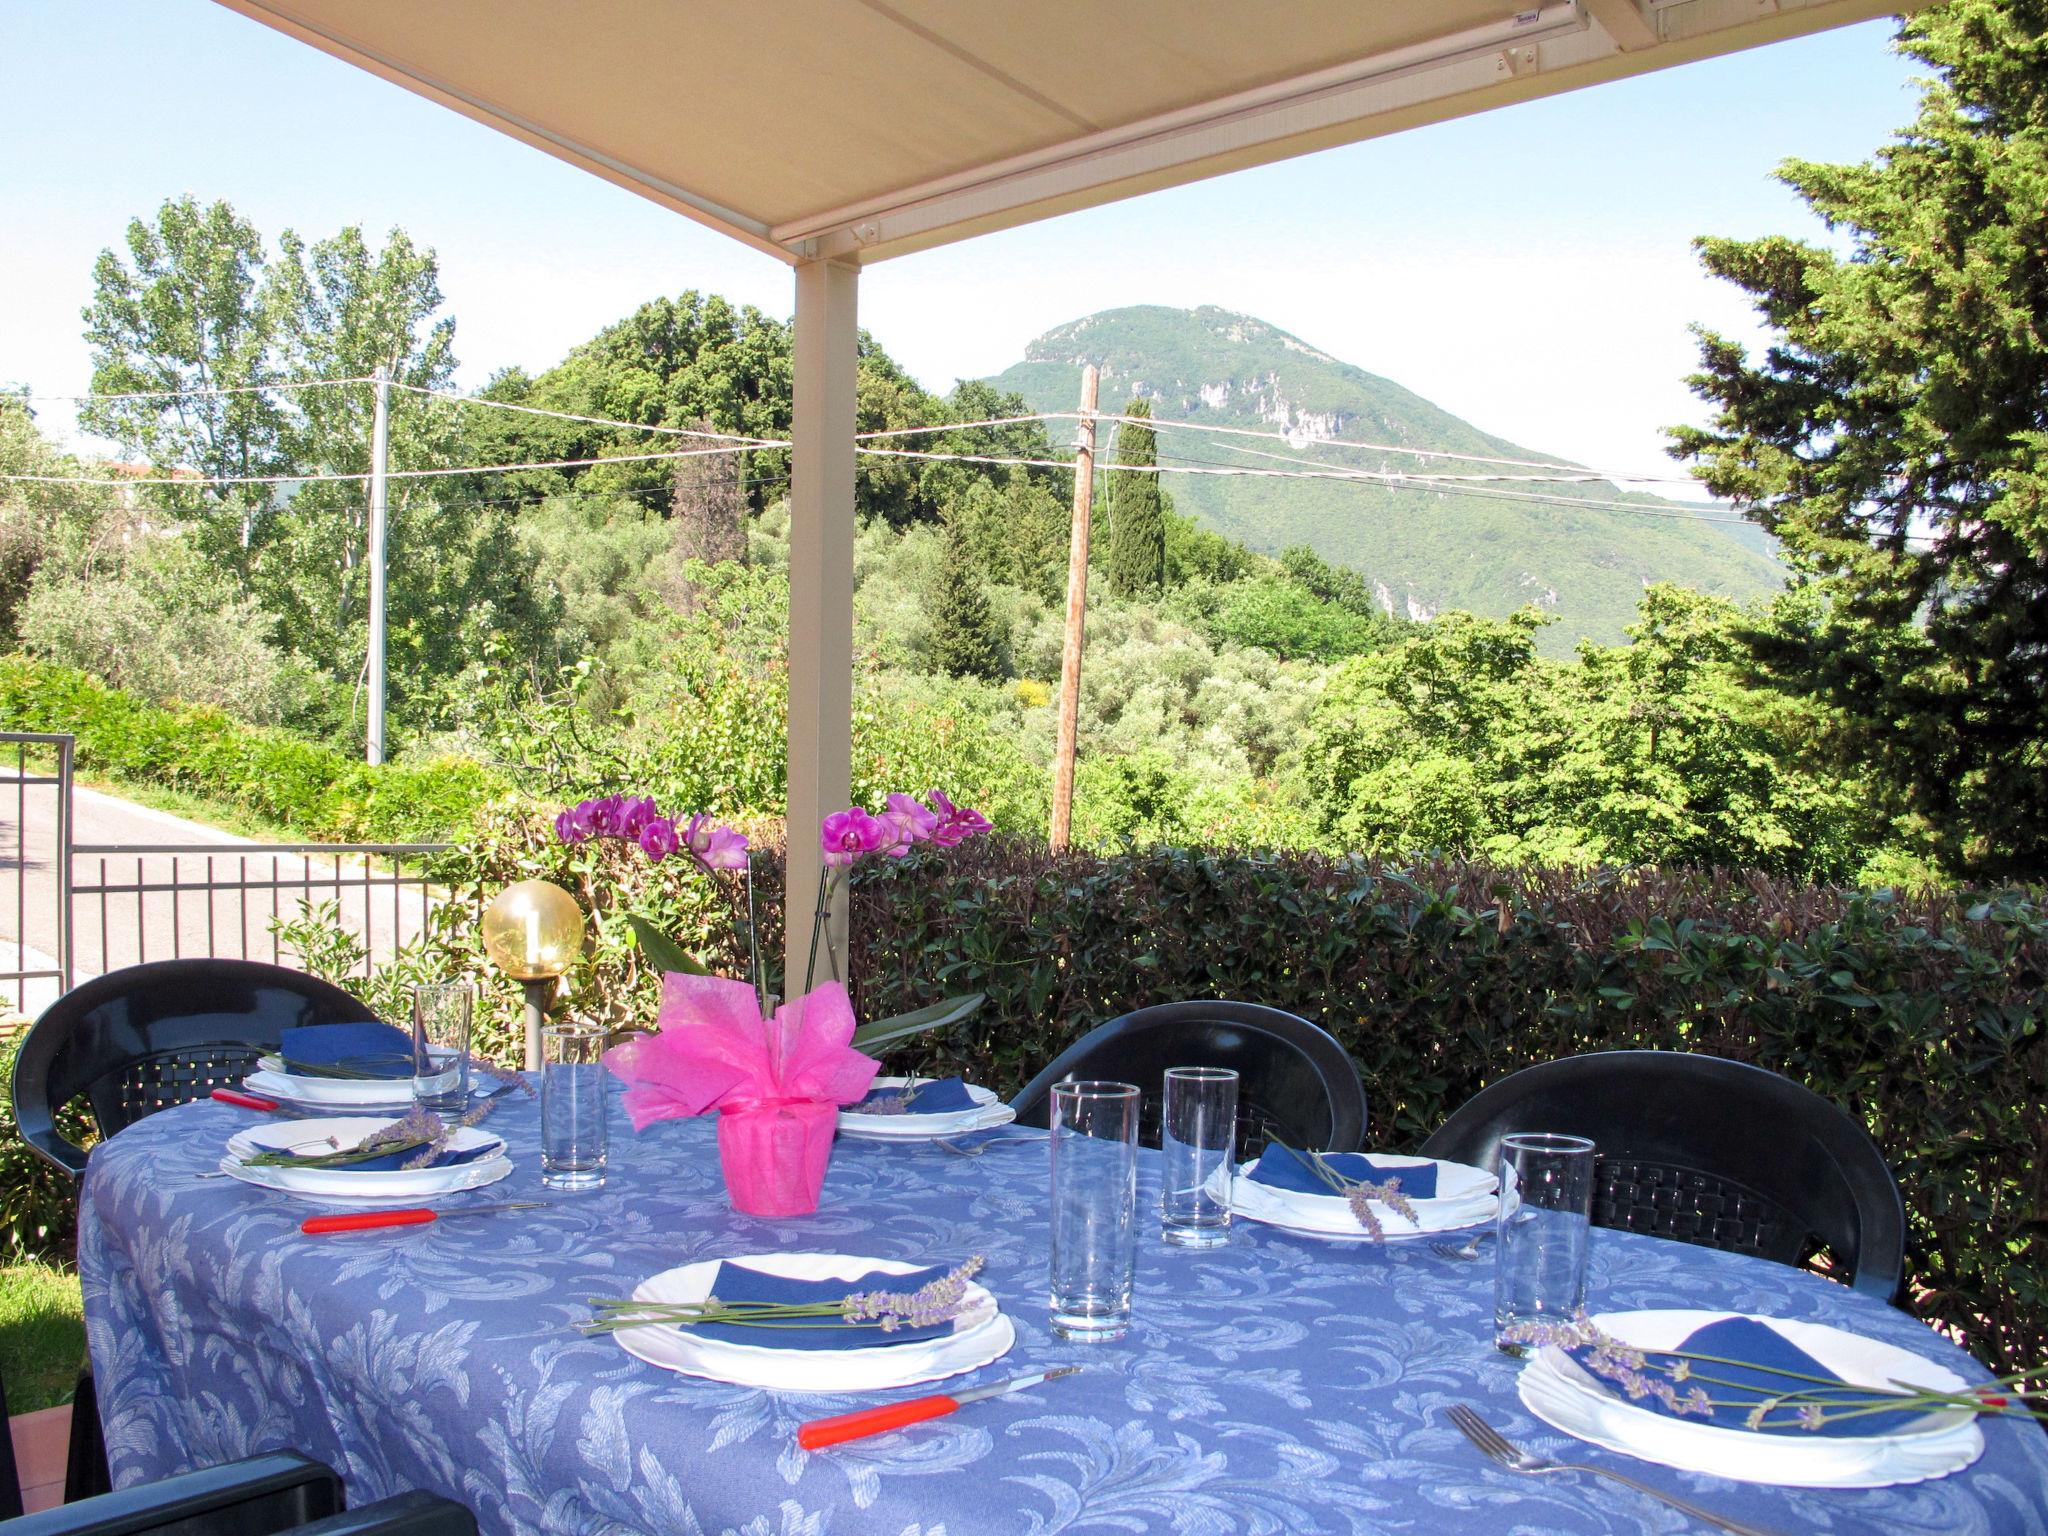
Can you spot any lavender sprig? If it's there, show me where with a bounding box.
[581,1256,987,1336]
[1275,1144,1419,1241]
[1499,1311,2048,1430]
[860,1077,925,1117]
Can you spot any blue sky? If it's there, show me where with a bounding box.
[3,2,1920,491]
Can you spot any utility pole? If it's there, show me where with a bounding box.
[366,365,390,767]
[1049,365,1099,852]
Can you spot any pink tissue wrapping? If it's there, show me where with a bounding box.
[601,975,880,1215]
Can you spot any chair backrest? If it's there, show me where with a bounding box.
[1010,1001,1368,1153]
[10,959,378,1175]
[1419,1050,1907,1300]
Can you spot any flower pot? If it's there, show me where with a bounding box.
[716,1098,838,1216]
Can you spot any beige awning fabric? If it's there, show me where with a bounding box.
[213,0,1907,265]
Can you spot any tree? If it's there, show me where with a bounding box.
[78,196,281,546]
[1105,399,1164,598]
[1669,0,2048,880]
[670,418,747,568]
[926,517,1006,680]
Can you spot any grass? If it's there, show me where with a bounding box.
[75,774,298,843]
[0,1263,84,1414]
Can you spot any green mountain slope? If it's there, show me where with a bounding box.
[988,306,1782,654]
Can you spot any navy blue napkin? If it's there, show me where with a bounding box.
[1570,1316,1932,1437]
[692,1262,957,1350]
[1247,1145,1440,1200]
[855,1078,979,1115]
[279,1022,416,1080]
[326,1137,502,1173]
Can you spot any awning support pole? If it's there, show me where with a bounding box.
[784,257,859,1000]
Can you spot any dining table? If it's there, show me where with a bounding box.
[77,1083,2048,1536]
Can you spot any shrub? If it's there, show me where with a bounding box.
[0,655,505,842]
[847,841,2048,1376]
[0,1034,84,1264]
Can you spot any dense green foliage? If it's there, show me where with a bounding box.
[849,840,2048,1375]
[0,656,503,843]
[1671,0,2048,882]
[0,1035,81,1266]
[1105,400,1164,598]
[926,516,1006,680]
[993,306,1788,655]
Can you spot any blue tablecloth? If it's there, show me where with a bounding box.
[79,1087,2048,1535]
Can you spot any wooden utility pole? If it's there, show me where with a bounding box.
[1049,365,1099,852]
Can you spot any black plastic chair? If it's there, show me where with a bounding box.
[1010,1001,1368,1154]
[290,1492,478,1536]
[1419,1050,1907,1300]
[11,959,378,1176]
[0,1450,340,1536]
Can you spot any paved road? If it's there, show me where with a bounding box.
[1,776,437,1016]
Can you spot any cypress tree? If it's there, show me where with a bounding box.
[1106,399,1165,598]
[928,518,1006,680]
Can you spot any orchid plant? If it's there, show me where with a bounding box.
[553,789,990,1049]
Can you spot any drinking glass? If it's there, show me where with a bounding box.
[1161,1066,1237,1248]
[540,1021,609,1190]
[1048,1081,1140,1341]
[411,982,473,1115]
[1494,1132,1596,1353]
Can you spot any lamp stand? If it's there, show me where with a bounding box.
[520,977,554,1072]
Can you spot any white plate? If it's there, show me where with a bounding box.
[1219,1154,1506,1239]
[1518,1309,1986,1488]
[837,1079,1017,1140]
[249,1049,455,1107]
[220,1116,511,1203]
[611,1251,1014,1391]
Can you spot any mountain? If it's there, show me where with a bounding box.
[986,306,1782,655]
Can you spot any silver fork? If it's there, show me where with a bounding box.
[1430,1229,1492,1261]
[196,1134,343,1178]
[1445,1404,1789,1536]
[935,1130,1047,1158]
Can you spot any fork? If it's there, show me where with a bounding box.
[1445,1404,1790,1536]
[195,1134,342,1179]
[935,1130,1047,1158]
[1430,1229,1492,1261]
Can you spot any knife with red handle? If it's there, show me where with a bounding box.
[299,1201,545,1235]
[212,1088,280,1112]
[797,1367,1079,1450]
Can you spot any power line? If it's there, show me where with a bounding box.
[17,377,378,404]
[382,381,785,447]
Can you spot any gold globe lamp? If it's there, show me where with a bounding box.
[481,880,586,1069]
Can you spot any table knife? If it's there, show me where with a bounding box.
[299,1202,547,1235]
[797,1366,1080,1449]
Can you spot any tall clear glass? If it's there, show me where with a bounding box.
[1049,1081,1140,1341]
[1161,1066,1237,1248]
[540,1021,608,1191]
[411,982,473,1115]
[1494,1132,1596,1353]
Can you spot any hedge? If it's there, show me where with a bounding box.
[0,655,504,843]
[845,841,2048,1376]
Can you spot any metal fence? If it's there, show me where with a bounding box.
[69,842,456,983]
[1,732,74,1017]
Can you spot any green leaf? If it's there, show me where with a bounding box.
[626,914,710,977]
[851,993,986,1051]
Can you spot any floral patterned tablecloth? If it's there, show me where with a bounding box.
[79,1087,2048,1536]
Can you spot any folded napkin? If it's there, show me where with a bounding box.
[1247,1145,1440,1200]
[242,1135,501,1174]
[853,1077,979,1115]
[280,1022,416,1080]
[691,1262,955,1350]
[1572,1316,1932,1437]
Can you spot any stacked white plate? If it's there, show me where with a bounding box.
[220,1115,512,1203]
[836,1077,1017,1141]
[1518,1309,1986,1488]
[242,1048,508,1114]
[611,1252,1015,1390]
[1218,1152,1513,1242]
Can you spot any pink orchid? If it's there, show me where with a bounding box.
[927,790,993,848]
[819,806,896,867]
[882,792,940,856]
[683,813,751,872]
[637,816,681,861]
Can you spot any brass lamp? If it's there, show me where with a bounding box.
[481,880,586,1070]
